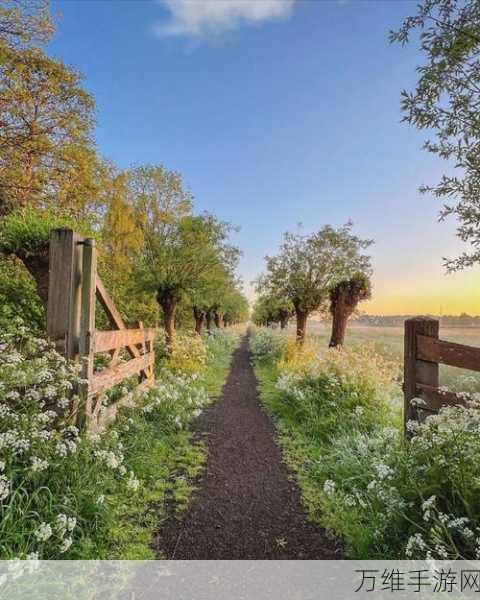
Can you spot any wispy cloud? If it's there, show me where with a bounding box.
[153,0,297,38]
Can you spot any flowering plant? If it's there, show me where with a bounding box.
[252,329,480,560]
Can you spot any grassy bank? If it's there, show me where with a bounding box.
[251,328,480,560]
[0,327,241,559]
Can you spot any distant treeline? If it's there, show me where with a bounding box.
[353,314,480,328]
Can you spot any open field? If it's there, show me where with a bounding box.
[301,322,480,394]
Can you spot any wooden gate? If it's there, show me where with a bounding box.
[404,317,480,435]
[46,229,156,431]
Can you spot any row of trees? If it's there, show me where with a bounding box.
[253,223,372,346]
[0,1,249,344]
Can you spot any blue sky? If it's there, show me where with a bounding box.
[49,0,480,314]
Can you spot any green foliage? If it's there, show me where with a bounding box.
[254,330,480,559]
[0,0,54,49]
[0,207,92,257]
[256,222,372,321]
[0,257,44,332]
[328,272,371,316]
[391,0,480,270]
[222,289,249,324]
[0,43,97,214]
[138,212,238,299]
[0,325,240,559]
[252,293,293,326]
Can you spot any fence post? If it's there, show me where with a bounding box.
[404,317,439,436]
[78,238,97,428]
[47,229,83,359]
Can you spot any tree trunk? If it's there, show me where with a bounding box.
[206,310,214,332]
[193,306,205,335]
[157,291,178,348]
[214,311,224,328]
[295,310,308,344]
[22,252,50,307]
[329,292,353,348]
[279,309,290,330]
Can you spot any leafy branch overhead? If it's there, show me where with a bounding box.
[391,0,480,270]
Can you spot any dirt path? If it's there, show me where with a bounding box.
[155,336,341,559]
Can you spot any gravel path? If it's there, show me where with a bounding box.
[155,336,341,559]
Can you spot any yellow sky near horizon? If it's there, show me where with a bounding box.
[363,264,480,316]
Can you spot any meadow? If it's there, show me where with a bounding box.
[250,326,480,559]
[303,322,480,394]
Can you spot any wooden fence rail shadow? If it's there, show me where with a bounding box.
[47,228,156,432]
[404,317,480,436]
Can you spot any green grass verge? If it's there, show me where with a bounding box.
[89,333,240,559]
[254,361,328,527]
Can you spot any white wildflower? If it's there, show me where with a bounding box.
[60,537,73,553]
[0,475,10,502]
[323,480,335,496]
[375,463,394,480]
[34,522,52,542]
[30,456,49,473]
[127,472,140,492]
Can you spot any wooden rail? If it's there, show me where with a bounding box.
[47,229,156,432]
[404,317,479,435]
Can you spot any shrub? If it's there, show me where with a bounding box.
[0,207,92,258]
[0,258,44,333]
[166,333,208,376]
[314,403,480,559]
[249,328,288,363]
[0,327,135,559]
[275,343,401,441]
[204,328,240,359]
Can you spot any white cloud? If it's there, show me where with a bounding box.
[154,0,296,38]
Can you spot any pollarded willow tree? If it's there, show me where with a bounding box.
[328,272,371,347]
[252,293,294,329]
[132,165,240,346]
[222,288,249,327]
[391,0,480,271]
[189,263,235,334]
[141,215,238,346]
[256,223,372,344]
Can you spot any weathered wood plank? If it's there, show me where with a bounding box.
[93,328,156,353]
[96,277,126,332]
[90,354,155,396]
[417,335,480,372]
[47,229,82,358]
[404,318,439,434]
[78,239,97,427]
[95,276,150,379]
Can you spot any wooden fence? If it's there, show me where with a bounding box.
[404,317,480,434]
[47,229,156,432]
